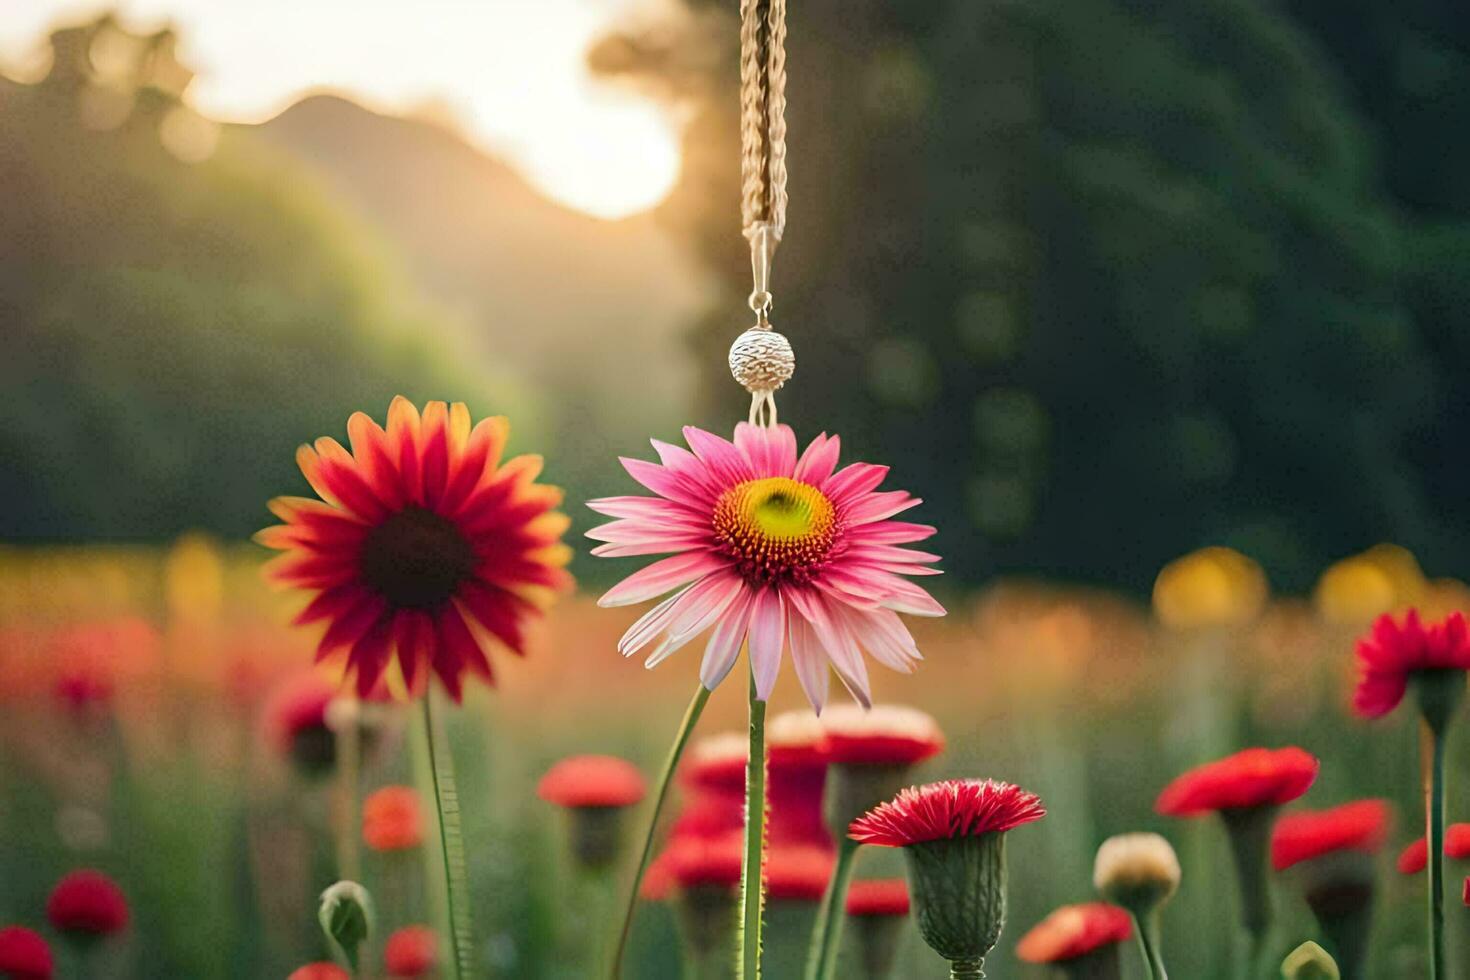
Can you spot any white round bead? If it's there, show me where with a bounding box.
[728,327,795,394]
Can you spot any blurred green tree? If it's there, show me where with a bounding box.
[593,0,1449,592]
[0,17,515,542]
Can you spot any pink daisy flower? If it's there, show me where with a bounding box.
[590,423,944,708]
[1352,609,1470,718]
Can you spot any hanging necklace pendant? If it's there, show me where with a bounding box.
[732,219,793,425]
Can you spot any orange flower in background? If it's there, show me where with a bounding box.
[1270,799,1392,871]
[48,618,160,711]
[1396,824,1470,874]
[384,925,438,978]
[536,755,647,809]
[0,926,52,980]
[1015,902,1132,964]
[1352,609,1470,718]
[363,785,425,851]
[45,870,129,938]
[258,398,572,700]
[845,878,910,917]
[1155,747,1319,816]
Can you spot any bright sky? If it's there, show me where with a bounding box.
[0,0,682,219]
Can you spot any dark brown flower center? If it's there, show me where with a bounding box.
[359,506,476,610]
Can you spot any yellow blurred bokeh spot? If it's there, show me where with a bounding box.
[1152,546,1267,630]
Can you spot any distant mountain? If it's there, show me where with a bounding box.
[250,94,711,459]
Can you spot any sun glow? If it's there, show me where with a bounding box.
[0,0,682,219]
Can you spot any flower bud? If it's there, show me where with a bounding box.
[318,880,373,972]
[1281,941,1339,980]
[1093,833,1181,915]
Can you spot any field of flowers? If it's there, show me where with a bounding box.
[0,533,1463,979]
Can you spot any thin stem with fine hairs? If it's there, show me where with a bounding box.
[805,837,859,980]
[423,689,474,980]
[736,668,769,979]
[608,684,711,979]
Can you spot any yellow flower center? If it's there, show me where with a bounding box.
[712,477,837,585]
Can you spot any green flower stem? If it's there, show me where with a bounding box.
[1220,806,1274,980]
[608,683,711,979]
[949,958,985,979]
[423,690,474,980]
[737,669,769,979]
[336,707,362,883]
[1132,910,1168,980]
[1426,721,1448,980]
[806,837,860,980]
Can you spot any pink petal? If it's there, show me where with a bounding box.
[734,422,798,477]
[618,589,687,656]
[879,576,948,617]
[850,521,937,545]
[586,496,697,520]
[839,604,919,674]
[788,613,830,713]
[748,588,786,701]
[597,552,725,607]
[586,517,706,543]
[786,588,871,707]
[845,545,942,565]
[621,458,709,509]
[794,433,840,486]
[822,462,889,504]
[645,573,747,668]
[844,491,922,525]
[682,426,752,484]
[700,589,755,691]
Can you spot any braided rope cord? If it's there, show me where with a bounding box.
[739,0,788,240]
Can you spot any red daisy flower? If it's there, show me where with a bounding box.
[362,786,425,852]
[287,964,350,980]
[537,755,647,809]
[1352,610,1470,718]
[845,879,910,917]
[1015,903,1133,964]
[259,398,572,700]
[1395,823,1470,874]
[1155,747,1319,816]
[1270,799,1392,871]
[45,870,129,937]
[849,779,1046,848]
[0,926,52,980]
[820,704,945,767]
[764,845,835,902]
[384,925,438,978]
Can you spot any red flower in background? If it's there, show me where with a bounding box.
[260,670,337,774]
[768,712,832,849]
[287,965,349,980]
[845,879,910,917]
[258,398,572,700]
[820,704,944,767]
[1396,824,1470,874]
[662,832,745,891]
[1015,903,1132,964]
[850,779,1046,848]
[536,755,647,809]
[1352,610,1470,718]
[45,870,129,937]
[764,845,835,902]
[1270,799,1392,871]
[1155,747,1319,816]
[384,925,438,978]
[0,926,52,980]
[682,734,748,795]
[363,786,425,852]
